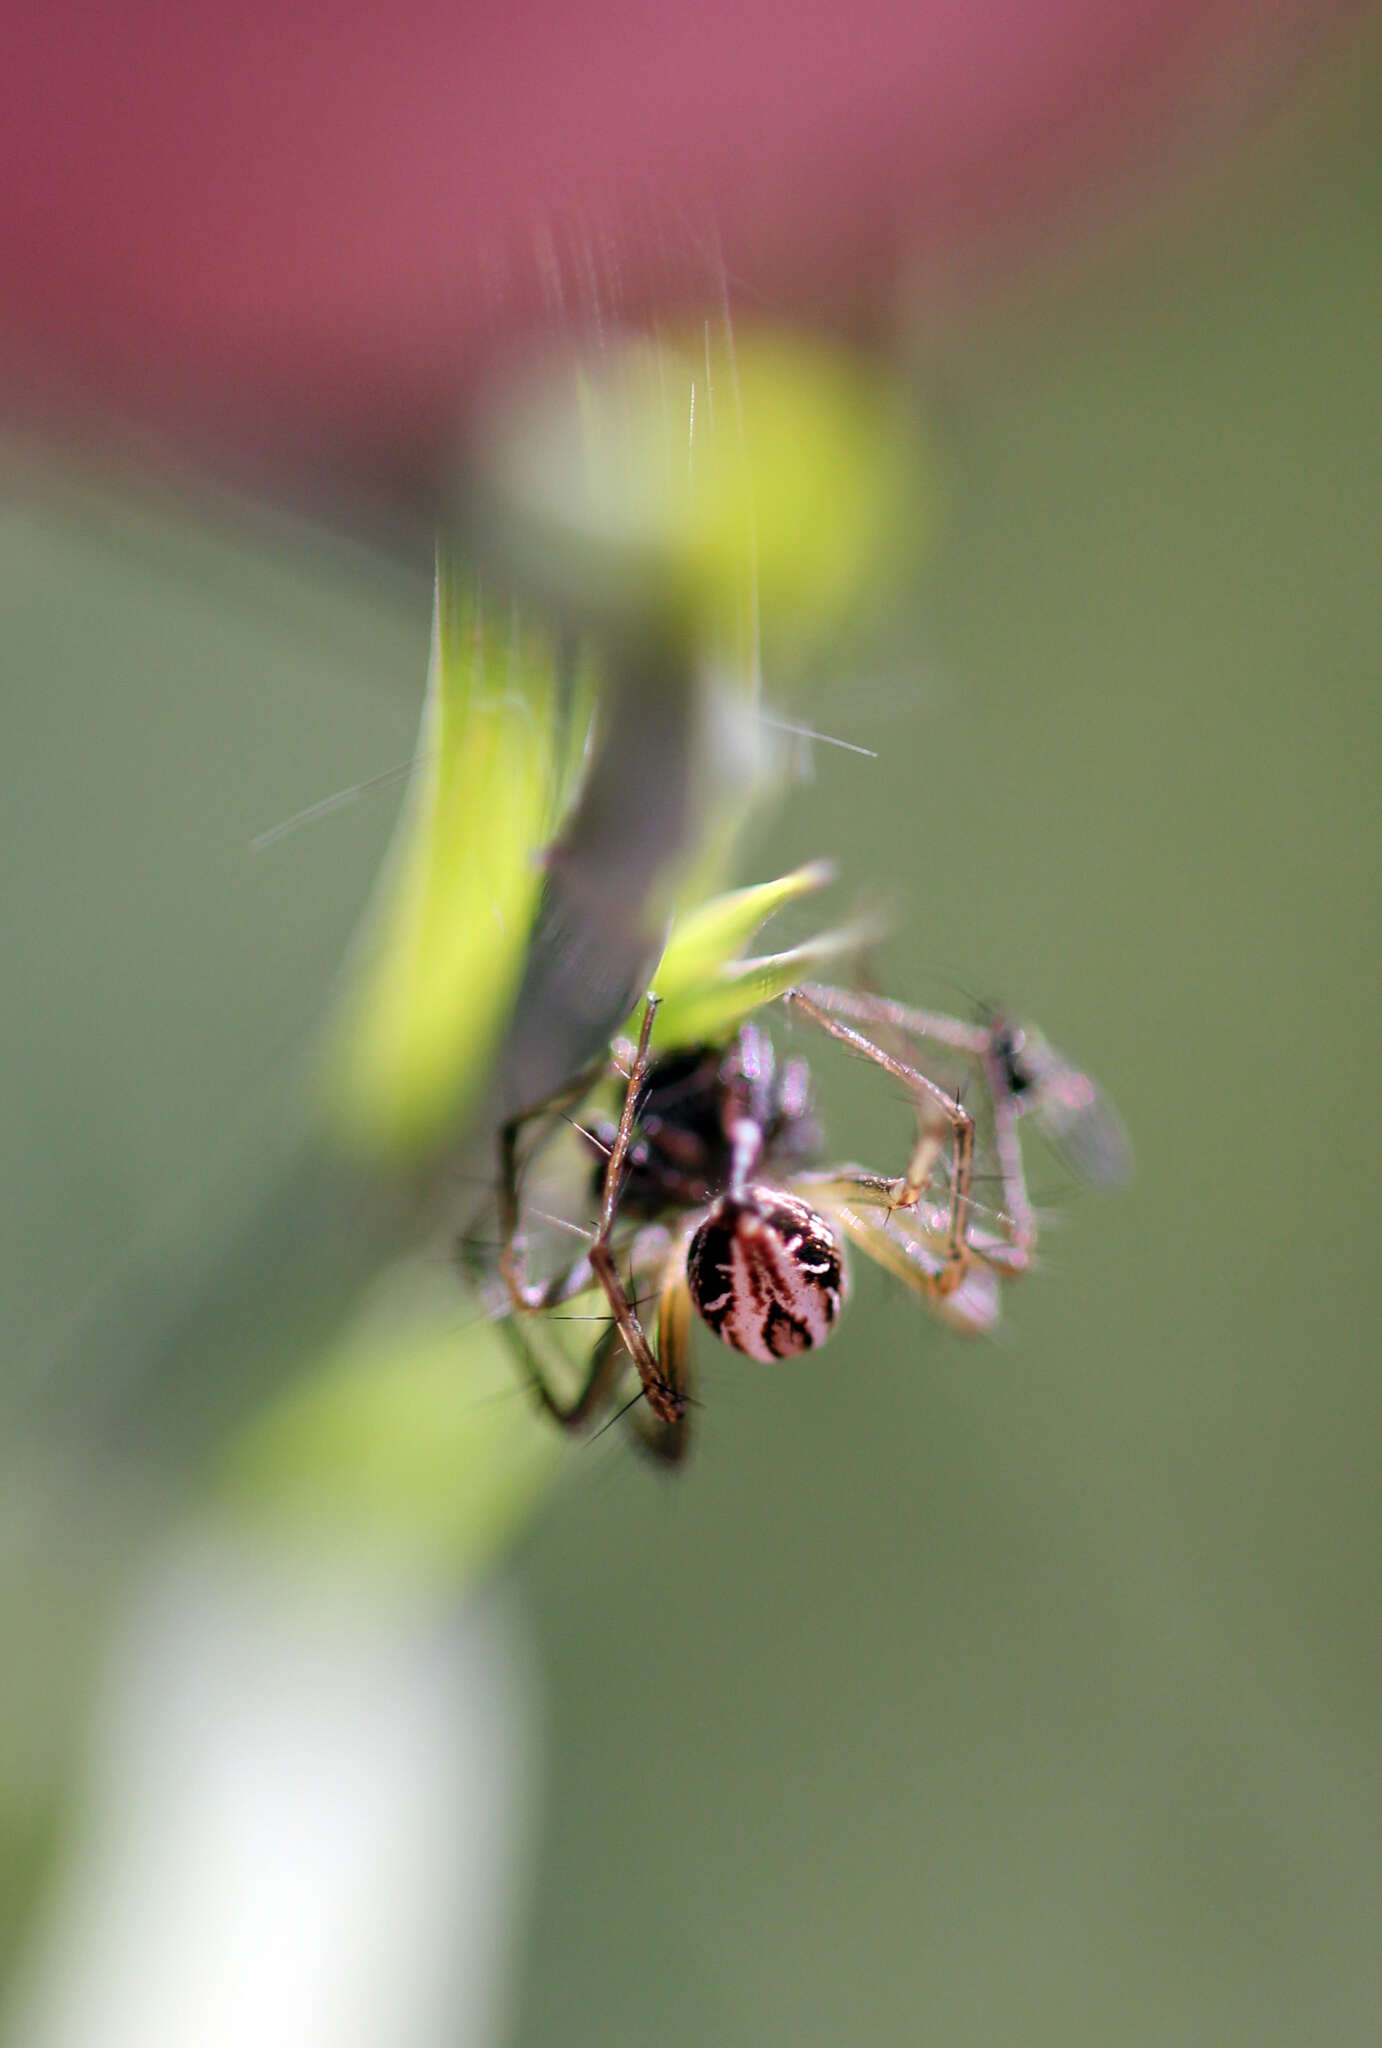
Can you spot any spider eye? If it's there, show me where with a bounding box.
[687,1188,847,1362]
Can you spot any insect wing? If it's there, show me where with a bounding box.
[861,995,1132,1193]
[1023,1047,1134,1189]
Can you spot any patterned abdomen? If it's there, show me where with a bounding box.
[687,1189,847,1361]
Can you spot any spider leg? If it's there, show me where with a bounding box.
[784,987,975,1295]
[485,1223,677,1434]
[484,993,688,1449]
[585,994,688,1430]
[823,1194,1003,1336]
[495,1050,614,1314]
[497,1315,629,1433]
[621,1253,695,1465]
[793,982,1037,1275]
[794,982,990,1058]
[984,1090,1036,1272]
[796,1167,1024,1275]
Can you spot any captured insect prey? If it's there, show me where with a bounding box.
[462,983,1129,1465]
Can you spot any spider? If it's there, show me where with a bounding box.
[479,983,1128,1464]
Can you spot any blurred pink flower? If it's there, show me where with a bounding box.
[2,0,1362,506]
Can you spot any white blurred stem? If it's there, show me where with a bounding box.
[4,1531,539,2048]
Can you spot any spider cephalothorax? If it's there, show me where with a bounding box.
[586,1025,845,1359]
[584,1021,820,1216]
[485,984,1127,1464]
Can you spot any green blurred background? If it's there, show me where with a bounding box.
[3,78,1380,2048]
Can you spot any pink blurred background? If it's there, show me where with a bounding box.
[4,1,1364,510]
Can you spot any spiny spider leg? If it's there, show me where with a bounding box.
[826,1196,1002,1336]
[793,982,1036,1272]
[586,995,688,1429]
[498,1315,627,1432]
[795,983,990,1057]
[624,1250,695,1464]
[793,1169,1026,1279]
[785,987,975,1295]
[488,1218,682,1436]
[986,1110,1036,1271]
[497,1051,615,1315]
[490,997,688,1450]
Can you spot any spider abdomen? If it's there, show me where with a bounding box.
[687,1189,847,1362]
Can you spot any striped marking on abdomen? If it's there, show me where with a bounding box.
[687,1188,847,1361]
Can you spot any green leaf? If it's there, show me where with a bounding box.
[648,929,874,1051]
[219,1263,566,1588]
[652,860,836,1004]
[320,565,596,1163]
